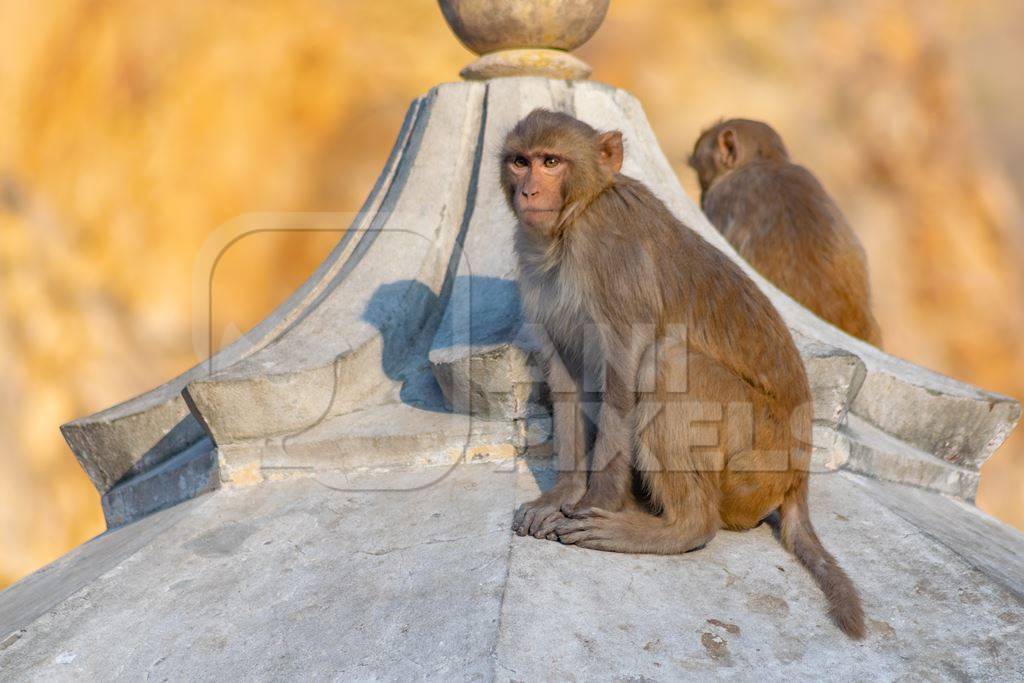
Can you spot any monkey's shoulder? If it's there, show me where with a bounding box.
[708,162,850,240]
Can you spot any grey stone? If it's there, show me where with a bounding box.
[101,437,219,528]
[2,464,1023,679]
[0,466,516,680]
[214,402,523,486]
[495,465,1024,680]
[460,49,593,81]
[794,334,866,428]
[439,0,610,55]
[842,414,981,500]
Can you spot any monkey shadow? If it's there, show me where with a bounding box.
[362,275,545,414]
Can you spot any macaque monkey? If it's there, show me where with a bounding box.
[503,109,865,639]
[690,119,882,346]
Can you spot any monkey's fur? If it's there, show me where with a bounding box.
[503,109,865,639]
[691,118,881,346]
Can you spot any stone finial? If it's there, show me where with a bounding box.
[439,0,610,80]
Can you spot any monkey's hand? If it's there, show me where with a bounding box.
[512,484,585,540]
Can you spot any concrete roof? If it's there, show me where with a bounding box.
[2,463,1022,679]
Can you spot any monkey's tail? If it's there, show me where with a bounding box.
[777,481,866,639]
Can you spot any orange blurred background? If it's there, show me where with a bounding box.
[2,0,1022,589]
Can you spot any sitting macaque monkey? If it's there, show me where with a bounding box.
[504,109,865,639]
[690,119,882,346]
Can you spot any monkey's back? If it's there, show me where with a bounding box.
[576,175,813,420]
[703,162,882,346]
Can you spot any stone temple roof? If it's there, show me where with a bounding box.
[1,465,1022,678]
[1,70,1022,678]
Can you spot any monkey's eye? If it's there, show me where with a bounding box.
[543,156,560,168]
[512,156,529,168]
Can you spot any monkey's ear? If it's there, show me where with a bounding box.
[716,128,739,169]
[597,131,624,175]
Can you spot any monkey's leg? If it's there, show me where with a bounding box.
[719,386,807,531]
[554,446,721,554]
[514,347,588,538]
[556,352,726,554]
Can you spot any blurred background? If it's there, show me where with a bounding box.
[1,0,1023,589]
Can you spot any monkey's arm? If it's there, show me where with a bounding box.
[570,327,647,512]
[512,341,587,537]
[546,345,589,496]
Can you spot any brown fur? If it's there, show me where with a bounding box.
[505,109,865,639]
[690,118,882,346]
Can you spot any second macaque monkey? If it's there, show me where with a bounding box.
[503,109,865,638]
[690,119,882,346]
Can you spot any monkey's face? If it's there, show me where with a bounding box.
[501,109,625,235]
[505,151,570,234]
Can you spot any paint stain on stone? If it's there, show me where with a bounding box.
[706,619,740,635]
[998,610,1020,625]
[746,594,790,617]
[914,578,947,601]
[869,618,896,639]
[184,522,257,558]
[700,631,730,664]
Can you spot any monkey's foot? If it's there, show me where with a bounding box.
[513,487,585,540]
[554,508,715,554]
[552,507,631,551]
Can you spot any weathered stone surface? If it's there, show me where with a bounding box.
[0,467,516,679]
[461,48,593,81]
[101,437,218,528]
[60,390,204,494]
[794,335,866,428]
[0,496,203,646]
[215,402,527,485]
[2,464,1022,679]
[439,0,610,55]
[496,465,1024,680]
[841,414,981,499]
